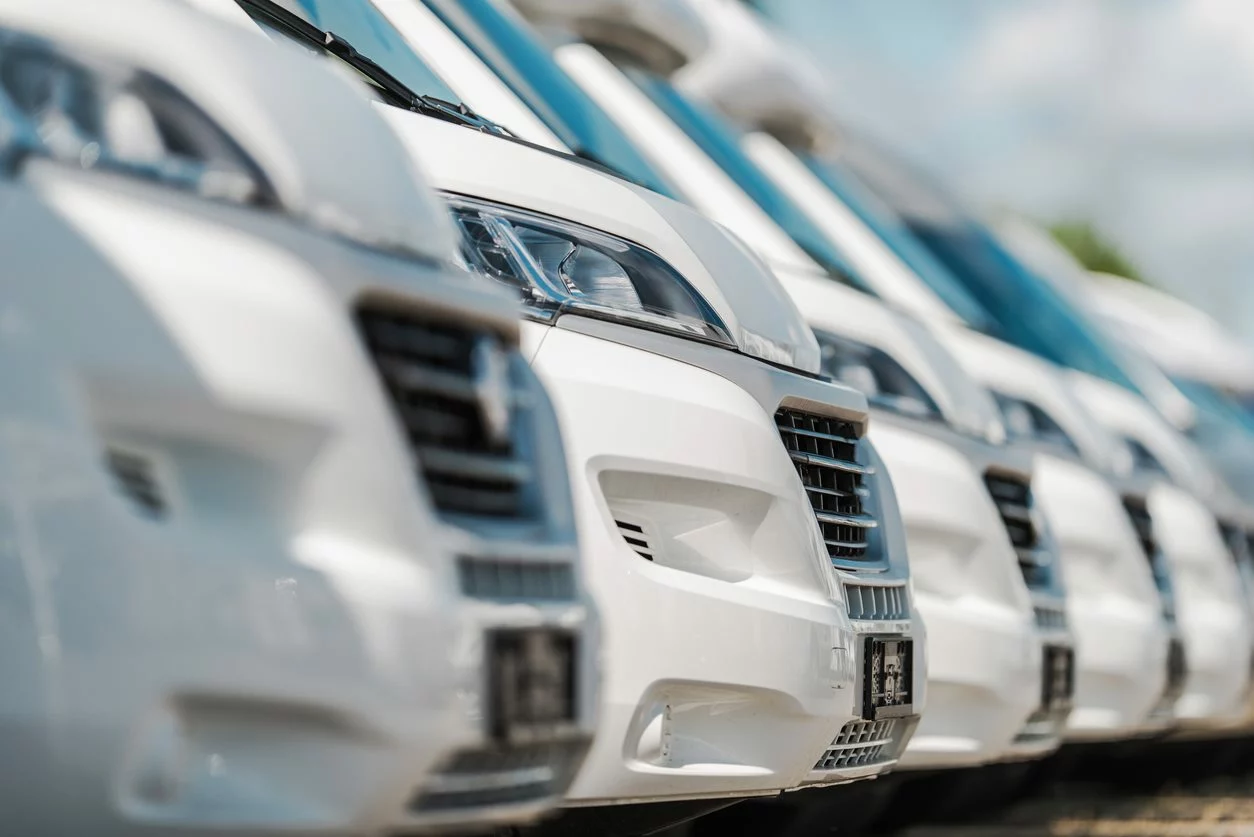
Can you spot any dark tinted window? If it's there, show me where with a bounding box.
[800,151,995,332]
[619,64,871,290]
[838,135,1141,393]
[419,0,678,197]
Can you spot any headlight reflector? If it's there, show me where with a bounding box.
[814,329,941,421]
[0,30,270,205]
[448,195,734,347]
[992,391,1081,456]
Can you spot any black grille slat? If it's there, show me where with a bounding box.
[775,409,877,563]
[1121,495,1177,623]
[357,306,532,520]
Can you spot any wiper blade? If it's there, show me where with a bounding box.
[236,0,509,136]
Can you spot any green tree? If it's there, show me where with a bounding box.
[1048,221,1145,283]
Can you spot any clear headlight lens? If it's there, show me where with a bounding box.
[992,391,1082,457]
[448,195,734,347]
[0,30,271,205]
[814,329,941,421]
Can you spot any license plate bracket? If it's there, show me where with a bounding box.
[862,635,914,720]
[486,628,577,743]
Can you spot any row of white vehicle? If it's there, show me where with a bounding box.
[2,0,1252,835]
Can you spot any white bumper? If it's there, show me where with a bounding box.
[529,323,887,804]
[1034,456,1170,741]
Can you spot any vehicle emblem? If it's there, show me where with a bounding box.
[471,335,512,447]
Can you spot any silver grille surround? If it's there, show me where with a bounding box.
[775,409,878,564]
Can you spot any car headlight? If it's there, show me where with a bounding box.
[814,329,941,421]
[992,391,1082,457]
[447,195,735,347]
[0,29,271,205]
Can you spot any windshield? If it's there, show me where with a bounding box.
[799,151,996,333]
[836,135,1141,394]
[419,0,678,198]
[1174,377,1254,498]
[248,0,459,101]
[617,64,871,291]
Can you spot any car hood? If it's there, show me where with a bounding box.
[779,267,1004,443]
[380,106,823,374]
[1,0,459,264]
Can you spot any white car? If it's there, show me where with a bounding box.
[0,2,598,834]
[1069,374,1254,737]
[508,0,1077,772]
[941,333,1180,741]
[670,0,1184,751]
[221,1,924,831]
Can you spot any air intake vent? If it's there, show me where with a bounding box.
[984,472,1048,589]
[356,305,533,520]
[105,448,165,519]
[812,719,899,771]
[845,583,909,621]
[457,557,575,602]
[775,409,877,564]
[614,520,653,561]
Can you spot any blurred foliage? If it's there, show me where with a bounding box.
[1049,221,1145,283]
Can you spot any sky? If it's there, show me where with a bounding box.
[756,0,1254,344]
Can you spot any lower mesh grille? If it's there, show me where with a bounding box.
[812,719,899,771]
[1033,604,1067,632]
[457,557,575,602]
[356,304,533,520]
[984,472,1049,589]
[845,583,909,621]
[411,739,588,813]
[775,409,877,564]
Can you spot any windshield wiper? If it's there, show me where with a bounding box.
[236,0,509,135]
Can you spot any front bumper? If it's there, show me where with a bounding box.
[529,322,871,804]
[869,420,1039,771]
[1033,457,1170,742]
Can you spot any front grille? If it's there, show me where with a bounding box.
[1121,495,1177,623]
[357,305,533,520]
[1034,604,1067,632]
[1149,637,1187,721]
[1220,521,1253,570]
[1121,496,1157,566]
[812,719,899,771]
[984,472,1049,589]
[775,409,877,564]
[845,583,909,621]
[457,557,575,602]
[410,739,588,812]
